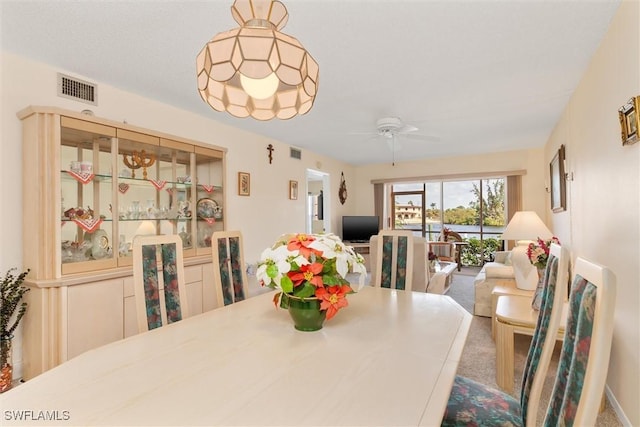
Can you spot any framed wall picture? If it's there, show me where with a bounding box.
[238,172,250,196]
[618,96,639,146]
[289,180,298,200]
[549,145,566,213]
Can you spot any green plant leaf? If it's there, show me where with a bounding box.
[281,276,294,294]
[293,283,316,298]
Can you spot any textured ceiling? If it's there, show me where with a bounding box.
[1,0,621,165]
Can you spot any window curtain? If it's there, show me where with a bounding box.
[374,183,384,230]
[505,175,522,250]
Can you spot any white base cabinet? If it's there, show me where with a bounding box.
[24,259,217,379]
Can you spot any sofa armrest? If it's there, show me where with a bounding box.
[485,263,514,279]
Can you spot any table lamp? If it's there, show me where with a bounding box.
[501,211,553,290]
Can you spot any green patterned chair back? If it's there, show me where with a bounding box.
[443,243,568,427]
[133,234,189,332]
[371,230,414,291]
[520,243,569,426]
[543,257,616,427]
[211,230,248,307]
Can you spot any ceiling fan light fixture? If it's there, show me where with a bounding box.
[196,0,319,120]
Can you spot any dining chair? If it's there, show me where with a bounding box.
[369,234,428,292]
[211,230,248,307]
[370,230,414,291]
[441,230,463,262]
[132,234,189,332]
[494,243,569,394]
[442,243,567,427]
[428,241,456,263]
[543,256,616,426]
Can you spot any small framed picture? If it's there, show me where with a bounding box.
[238,172,250,196]
[549,145,566,213]
[618,96,639,146]
[289,180,298,200]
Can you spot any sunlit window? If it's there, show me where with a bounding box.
[391,178,506,266]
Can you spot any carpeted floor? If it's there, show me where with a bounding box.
[448,269,622,426]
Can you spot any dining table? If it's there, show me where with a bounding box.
[0,286,472,426]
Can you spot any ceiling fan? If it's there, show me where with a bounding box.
[350,117,439,164]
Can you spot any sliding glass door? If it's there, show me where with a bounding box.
[391,177,506,266]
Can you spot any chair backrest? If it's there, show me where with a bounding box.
[371,230,414,291]
[428,241,456,262]
[543,256,616,427]
[211,230,249,307]
[440,230,463,242]
[519,243,569,427]
[132,234,189,332]
[370,235,428,292]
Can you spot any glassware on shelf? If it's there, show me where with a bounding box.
[145,200,158,219]
[179,226,192,249]
[118,234,130,257]
[61,240,92,263]
[129,201,141,220]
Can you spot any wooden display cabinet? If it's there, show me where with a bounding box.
[18,106,226,379]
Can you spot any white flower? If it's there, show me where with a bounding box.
[257,245,294,288]
[259,232,367,293]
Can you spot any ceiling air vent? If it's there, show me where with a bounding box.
[290,147,302,160]
[57,73,97,105]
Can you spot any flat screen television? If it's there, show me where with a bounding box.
[342,215,380,243]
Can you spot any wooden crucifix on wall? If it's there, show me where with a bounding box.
[267,144,274,164]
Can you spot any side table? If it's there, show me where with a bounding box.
[453,241,469,271]
[427,262,458,294]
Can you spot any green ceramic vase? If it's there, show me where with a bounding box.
[285,295,327,332]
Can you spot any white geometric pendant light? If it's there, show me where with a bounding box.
[196,0,319,120]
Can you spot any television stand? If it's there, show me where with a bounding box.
[344,241,370,271]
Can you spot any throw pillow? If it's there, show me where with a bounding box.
[504,251,513,266]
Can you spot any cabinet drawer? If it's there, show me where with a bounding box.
[185,265,203,284]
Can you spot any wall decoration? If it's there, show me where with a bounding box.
[289,180,298,200]
[549,145,566,213]
[123,150,156,179]
[238,172,250,196]
[618,96,639,145]
[267,144,274,164]
[338,172,347,205]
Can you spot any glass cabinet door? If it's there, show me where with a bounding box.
[60,117,117,274]
[194,147,224,255]
[115,131,196,265]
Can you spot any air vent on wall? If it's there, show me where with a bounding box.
[57,73,97,105]
[290,147,302,160]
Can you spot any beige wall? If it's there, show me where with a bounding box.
[544,1,639,425]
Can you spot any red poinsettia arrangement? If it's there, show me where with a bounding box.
[526,236,561,269]
[257,233,366,320]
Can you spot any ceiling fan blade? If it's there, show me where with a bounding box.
[398,124,418,134]
[402,133,440,142]
[347,130,378,136]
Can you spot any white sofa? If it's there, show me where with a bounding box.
[473,251,517,317]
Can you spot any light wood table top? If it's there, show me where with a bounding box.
[1,287,471,426]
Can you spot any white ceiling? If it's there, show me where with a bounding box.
[1,0,621,166]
